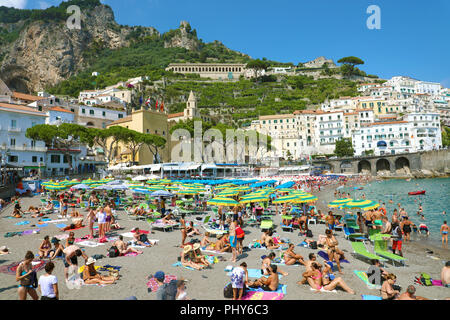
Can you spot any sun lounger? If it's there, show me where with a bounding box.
[151,220,179,232]
[260,220,273,230]
[344,227,367,241]
[350,241,387,263]
[353,270,382,290]
[373,239,406,266]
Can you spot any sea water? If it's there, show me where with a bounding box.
[341,177,450,245]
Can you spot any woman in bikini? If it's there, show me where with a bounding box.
[84,208,96,239]
[186,221,201,237]
[192,243,211,268]
[401,217,413,242]
[264,230,280,250]
[180,245,205,270]
[49,238,64,260]
[82,258,116,285]
[381,273,399,300]
[66,232,76,247]
[325,229,345,274]
[38,236,52,259]
[96,207,107,241]
[283,243,306,265]
[303,262,355,294]
[16,251,39,300]
[104,203,112,234]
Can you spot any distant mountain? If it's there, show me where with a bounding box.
[0,0,250,93]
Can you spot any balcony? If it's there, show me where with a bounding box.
[8,145,47,152]
[8,127,21,133]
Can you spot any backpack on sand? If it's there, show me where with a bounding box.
[420,273,433,286]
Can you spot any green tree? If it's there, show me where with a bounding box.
[26,123,87,172]
[334,138,354,158]
[141,134,167,164]
[246,59,270,79]
[442,126,450,147]
[337,56,364,77]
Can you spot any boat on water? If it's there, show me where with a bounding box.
[408,190,426,195]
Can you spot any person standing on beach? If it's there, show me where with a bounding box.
[401,217,413,242]
[229,219,238,263]
[38,261,59,300]
[391,223,403,257]
[84,207,96,239]
[441,221,448,245]
[180,213,187,247]
[230,262,248,300]
[16,251,39,300]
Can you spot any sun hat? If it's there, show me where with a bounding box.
[0,246,8,252]
[193,243,201,251]
[86,257,96,265]
[154,271,165,281]
[183,245,193,254]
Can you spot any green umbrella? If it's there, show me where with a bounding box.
[342,199,379,211]
[207,197,239,207]
[272,194,304,204]
[239,195,269,204]
[328,198,353,208]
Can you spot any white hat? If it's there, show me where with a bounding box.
[0,246,8,252]
[86,257,96,265]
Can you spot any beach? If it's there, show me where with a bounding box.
[0,184,449,301]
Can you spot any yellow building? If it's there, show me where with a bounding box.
[357,98,400,116]
[107,108,170,165]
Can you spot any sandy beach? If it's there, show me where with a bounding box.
[0,186,449,301]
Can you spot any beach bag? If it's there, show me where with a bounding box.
[306,229,313,238]
[420,273,433,286]
[309,241,318,249]
[223,283,233,298]
[164,280,178,300]
[108,246,120,258]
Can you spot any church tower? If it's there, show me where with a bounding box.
[184,90,198,120]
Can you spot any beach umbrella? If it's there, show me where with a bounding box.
[239,195,269,204]
[328,198,353,208]
[342,199,379,210]
[71,184,91,190]
[94,185,113,190]
[44,185,67,191]
[177,189,200,195]
[276,188,295,194]
[207,197,239,207]
[292,194,318,203]
[110,184,128,191]
[217,189,240,197]
[272,194,304,204]
[150,190,174,198]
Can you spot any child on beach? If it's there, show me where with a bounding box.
[441,221,448,245]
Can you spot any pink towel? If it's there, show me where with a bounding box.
[432,280,444,287]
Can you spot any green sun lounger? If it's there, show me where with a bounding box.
[373,239,406,266]
[351,241,387,263]
[260,220,273,230]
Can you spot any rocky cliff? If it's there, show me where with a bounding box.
[0,3,158,93]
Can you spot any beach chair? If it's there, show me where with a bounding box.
[280,215,293,232]
[350,241,387,264]
[344,227,366,241]
[373,239,406,266]
[260,219,273,230]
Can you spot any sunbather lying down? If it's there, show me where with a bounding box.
[155,218,177,225]
[302,262,355,294]
[61,220,84,231]
[206,234,231,252]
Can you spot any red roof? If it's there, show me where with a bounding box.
[0,102,46,116]
[12,91,43,102]
[168,112,184,119]
[48,106,73,114]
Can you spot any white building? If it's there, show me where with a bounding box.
[403,113,442,151]
[0,102,47,176]
[45,107,75,125]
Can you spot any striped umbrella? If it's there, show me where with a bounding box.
[217,189,240,197]
[276,188,295,194]
[272,194,304,204]
[207,197,239,207]
[342,199,379,210]
[239,195,269,204]
[292,194,318,203]
[177,189,200,195]
[44,185,67,191]
[328,198,353,208]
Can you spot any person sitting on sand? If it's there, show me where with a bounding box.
[247,264,279,292]
[65,232,76,247]
[398,285,428,300]
[302,262,355,294]
[283,243,305,266]
[260,229,269,244]
[264,230,280,250]
[82,257,116,285]
[380,273,399,300]
[43,201,53,212]
[48,238,64,260]
[297,253,321,285]
[180,245,205,270]
[114,235,143,255]
[325,229,345,274]
[441,261,450,287]
[207,234,231,252]
[186,221,201,237]
[27,206,42,218]
[191,243,211,268]
[261,252,288,276]
[38,236,52,259]
[200,232,212,247]
[131,228,152,247]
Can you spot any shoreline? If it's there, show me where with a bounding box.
[311,182,449,260]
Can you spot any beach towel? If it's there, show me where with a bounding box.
[226,268,283,279]
[146,274,177,292]
[131,229,150,234]
[172,262,196,270]
[4,231,22,237]
[201,246,231,255]
[98,265,122,272]
[45,219,68,224]
[353,270,381,289]
[240,291,284,300]
[64,226,86,232]
[318,250,350,263]
[15,221,30,226]
[121,252,143,257]
[0,260,46,275]
[77,241,105,247]
[247,284,287,295]
[310,287,337,293]
[55,223,67,229]
[54,234,69,240]
[361,294,382,300]
[22,229,40,235]
[37,223,48,227]
[431,280,445,287]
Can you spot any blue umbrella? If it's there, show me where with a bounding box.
[150,190,174,198]
[110,184,128,190]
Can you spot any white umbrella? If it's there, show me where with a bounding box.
[132,175,148,181]
[110,184,128,190]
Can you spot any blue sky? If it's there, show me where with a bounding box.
[5,0,450,87]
